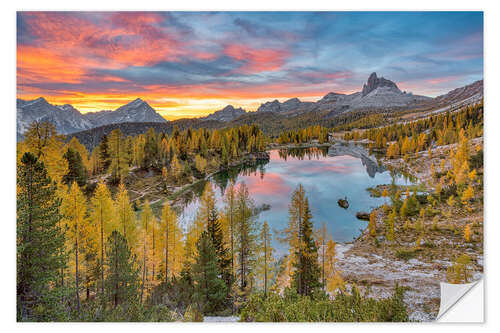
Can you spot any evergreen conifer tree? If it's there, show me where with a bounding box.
[291,197,321,296]
[105,231,139,308]
[192,231,227,315]
[17,152,66,321]
[62,148,88,187]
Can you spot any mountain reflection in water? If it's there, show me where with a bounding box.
[176,146,412,256]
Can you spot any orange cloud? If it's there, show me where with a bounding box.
[17,45,87,84]
[223,44,290,73]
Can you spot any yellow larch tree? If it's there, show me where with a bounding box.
[159,202,184,281]
[108,129,129,183]
[464,223,472,242]
[60,181,88,313]
[170,154,182,182]
[150,216,160,286]
[133,134,146,168]
[316,221,328,290]
[369,210,377,236]
[461,184,475,206]
[140,200,153,303]
[324,238,344,295]
[223,181,237,276]
[256,221,274,297]
[447,254,472,284]
[24,121,68,184]
[114,182,138,251]
[89,181,117,297]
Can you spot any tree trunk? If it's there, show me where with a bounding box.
[114,233,119,308]
[298,202,303,295]
[75,230,80,314]
[152,226,155,283]
[140,240,146,303]
[165,223,169,283]
[230,204,234,277]
[264,235,267,298]
[75,195,81,315]
[322,239,325,291]
[100,206,104,298]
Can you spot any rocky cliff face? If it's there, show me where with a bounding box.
[253,72,431,116]
[257,97,315,114]
[17,97,93,138]
[433,79,483,105]
[202,105,246,122]
[17,97,167,139]
[362,72,401,96]
[84,98,167,126]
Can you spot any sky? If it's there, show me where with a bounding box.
[16,11,483,120]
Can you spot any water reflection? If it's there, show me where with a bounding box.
[176,146,412,256]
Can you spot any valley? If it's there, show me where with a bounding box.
[16,73,484,322]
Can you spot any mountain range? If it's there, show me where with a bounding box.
[17,73,483,140]
[17,97,166,139]
[198,72,478,120]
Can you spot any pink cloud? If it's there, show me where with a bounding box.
[223,44,291,74]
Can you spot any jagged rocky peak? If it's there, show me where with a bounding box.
[257,99,281,113]
[203,104,247,122]
[57,104,80,113]
[362,72,401,96]
[318,92,346,103]
[283,97,301,107]
[117,98,149,111]
[18,96,49,108]
[221,105,243,112]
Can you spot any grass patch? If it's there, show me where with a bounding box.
[367,187,382,197]
[422,242,435,248]
[395,248,420,261]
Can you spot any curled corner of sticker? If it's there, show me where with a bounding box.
[436,278,483,322]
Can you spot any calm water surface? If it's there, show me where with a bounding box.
[177,146,411,256]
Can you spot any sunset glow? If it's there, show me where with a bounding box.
[17,12,483,119]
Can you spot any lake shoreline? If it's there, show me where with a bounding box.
[336,138,484,321]
[144,142,478,322]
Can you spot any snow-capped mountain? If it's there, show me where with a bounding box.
[17,97,93,138]
[17,97,167,139]
[84,98,167,126]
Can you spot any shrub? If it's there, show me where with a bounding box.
[240,286,408,322]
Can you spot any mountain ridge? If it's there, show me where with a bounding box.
[17,97,167,138]
[18,74,483,140]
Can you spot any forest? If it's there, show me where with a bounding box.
[17,101,483,322]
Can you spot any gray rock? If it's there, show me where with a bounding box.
[17,97,93,138]
[362,72,401,96]
[17,97,167,138]
[201,105,246,122]
[257,97,315,114]
[84,98,166,126]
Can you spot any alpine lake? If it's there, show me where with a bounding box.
[173,144,414,256]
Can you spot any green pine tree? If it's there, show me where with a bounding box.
[105,231,139,308]
[207,204,232,288]
[291,197,321,296]
[62,148,88,187]
[17,152,66,321]
[98,134,111,173]
[192,232,227,315]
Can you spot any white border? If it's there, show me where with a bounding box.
[2,1,498,332]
